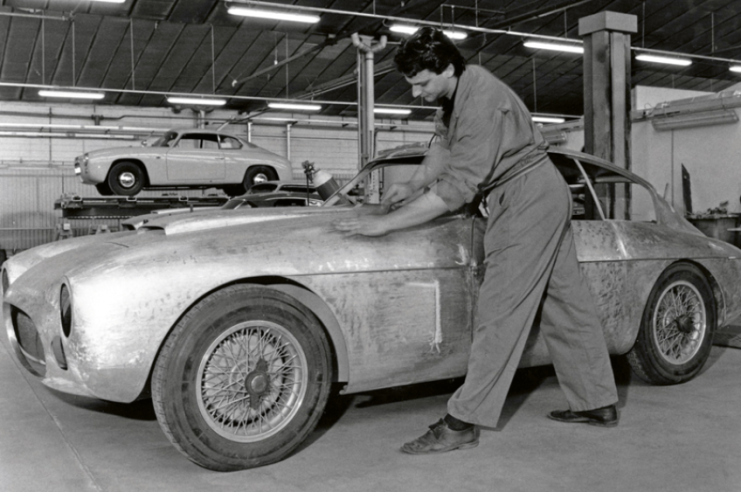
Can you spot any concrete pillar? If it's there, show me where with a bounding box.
[579,11,637,170]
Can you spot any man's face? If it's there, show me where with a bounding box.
[404,67,454,103]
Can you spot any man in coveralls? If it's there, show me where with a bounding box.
[334,27,619,454]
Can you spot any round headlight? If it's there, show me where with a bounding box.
[60,284,72,338]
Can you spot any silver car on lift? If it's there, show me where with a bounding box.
[5,146,741,471]
[74,128,293,196]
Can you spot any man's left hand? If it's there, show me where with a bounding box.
[333,216,388,236]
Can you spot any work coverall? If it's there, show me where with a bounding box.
[430,65,618,428]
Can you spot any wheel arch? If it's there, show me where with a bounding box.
[140,275,349,400]
[109,158,150,186]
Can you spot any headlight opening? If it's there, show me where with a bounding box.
[60,284,72,338]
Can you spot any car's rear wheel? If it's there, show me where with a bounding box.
[152,285,332,471]
[107,161,145,196]
[627,263,716,385]
[242,166,278,193]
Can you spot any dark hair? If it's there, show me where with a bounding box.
[394,27,466,78]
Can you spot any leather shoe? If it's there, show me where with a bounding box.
[547,404,618,428]
[400,419,480,455]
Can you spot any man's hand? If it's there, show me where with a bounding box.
[381,183,415,210]
[333,215,388,236]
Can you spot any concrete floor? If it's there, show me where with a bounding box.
[1,330,740,492]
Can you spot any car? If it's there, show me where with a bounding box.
[223,181,323,209]
[4,146,741,471]
[74,128,293,196]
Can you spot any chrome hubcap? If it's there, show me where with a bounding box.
[118,172,136,188]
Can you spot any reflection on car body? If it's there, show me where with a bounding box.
[4,146,741,471]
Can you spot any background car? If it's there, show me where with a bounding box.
[223,181,323,209]
[5,146,741,471]
[74,128,293,196]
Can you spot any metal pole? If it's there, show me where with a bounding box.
[351,33,386,203]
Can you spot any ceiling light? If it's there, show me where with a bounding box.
[635,54,692,67]
[730,65,741,73]
[268,102,322,111]
[167,96,227,106]
[523,40,583,54]
[389,24,467,40]
[39,90,105,100]
[88,0,126,3]
[227,7,320,23]
[374,108,412,115]
[532,116,566,124]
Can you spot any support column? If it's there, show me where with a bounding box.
[579,11,637,170]
[352,33,386,203]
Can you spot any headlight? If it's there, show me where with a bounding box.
[60,284,72,338]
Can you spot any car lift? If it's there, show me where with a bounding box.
[54,194,229,237]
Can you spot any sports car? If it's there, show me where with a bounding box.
[4,146,741,471]
[74,128,293,196]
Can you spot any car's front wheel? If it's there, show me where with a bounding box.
[242,166,278,193]
[627,263,716,385]
[107,161,145,195]
[152,285,333,471]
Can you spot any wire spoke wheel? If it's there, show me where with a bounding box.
[152,285,332,471]
[197,321,308,442]
[628,263,715,385]
[652,280,706,364]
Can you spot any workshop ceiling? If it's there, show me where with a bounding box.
[2,0,741,121]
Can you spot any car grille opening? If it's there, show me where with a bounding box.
[10,306,46,377]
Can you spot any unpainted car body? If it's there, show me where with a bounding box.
[4,147,741,470]
[74,128,293,196]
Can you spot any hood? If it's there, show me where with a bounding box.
[82,145,152,159]
[128,205,346,235]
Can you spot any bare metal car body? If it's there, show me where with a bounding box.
[4,146,741,469]
[74,128,293,196]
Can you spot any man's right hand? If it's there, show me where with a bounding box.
[381,183,416,210]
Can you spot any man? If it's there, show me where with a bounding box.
[334,27,619,455]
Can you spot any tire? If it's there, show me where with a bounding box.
[151,285,332,471]
[627,263,716,385]
[95,183,113,196]
[241,166,278,193]
[107,161,145,196]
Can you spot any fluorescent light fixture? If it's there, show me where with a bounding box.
[730,65,741,73]
[652,109,738,131]
[167,96,227,106]
[635,54,692,66]
[374,107,412,115]
[389,24,467,40]
[227,7,320,23]
[268,102,322,111]
[523,40,583,54]
[88,0,126,3]
[38,90,105,100]
[532,116,566,124]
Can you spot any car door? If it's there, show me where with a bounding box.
[166,132,225,182]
